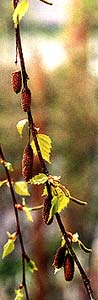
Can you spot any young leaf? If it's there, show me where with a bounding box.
[16,119,28,137]
[0,179,8,187]
[2,239,15,259]
[14,288,24,300]
[30,173,48,185]
[31,133,52,164]
[21,198,33,221]
[2,231,17,259]
[23,206,33,222]
[13,0,29,28]
[49,188,70,220]
[4,161,14,172]
[14,181,30,196]
[27,259,38,273]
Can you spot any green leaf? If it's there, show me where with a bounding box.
[14,181,30,196]
[31,134,52,164]
[49,187,70,220]
[30,173,48,185]
[14,288,24,300]
[4,161,13,172]
[2,239,15,259]
[0,179,8,187]
[13,0,29,28]
[23,207,33,222]
[42,185,48,196]
[27,259,38,273]
[22,199,33,222]
[16,119,28,138]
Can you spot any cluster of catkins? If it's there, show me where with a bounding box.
[11,69,53,223]
[11,70,31,112]
[11,69,33,181]
[53,245,74,281]
[11,68,74,283]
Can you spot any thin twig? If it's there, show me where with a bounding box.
[39,0,53,5]
[0,146,30,300]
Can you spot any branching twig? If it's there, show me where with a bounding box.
[0,145,30,300]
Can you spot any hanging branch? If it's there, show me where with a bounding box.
[4,1,95,300]
[0,145,30,300]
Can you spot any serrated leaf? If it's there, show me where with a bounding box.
[0,179,8,187]
[14,288,24,300]
[13,0,29,28]
[30,173,48,185]
[49,188,70,220]
[2,239,15,259]
[31,134,52,164]
[4,161,13,172]
[27,259,38,273]
[14,181,30,196]
[16,119,28,138]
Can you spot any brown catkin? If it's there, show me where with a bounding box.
[42,195,53,225]
[64,253,74,281]
[21,87,31,112]
[11,70,22,94]
[22,144,33,181]
[53,245,66,269]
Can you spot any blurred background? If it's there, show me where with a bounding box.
[0,0,98,299]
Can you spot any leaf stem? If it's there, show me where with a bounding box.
[70,196,87,206]
[31,204,43,211]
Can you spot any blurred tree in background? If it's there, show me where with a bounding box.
[1,0,98,299]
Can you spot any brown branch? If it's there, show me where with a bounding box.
[39,0,53,5]
[12,1,95,300]
[0,145,29,300]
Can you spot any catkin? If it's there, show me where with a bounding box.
[22,144,33,181]
[64,253,74,281]
[11,70,22,94]
[53,245,66,269]
[21,87,31,112]
[42,195,53,225]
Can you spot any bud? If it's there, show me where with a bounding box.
[53,245,66,269]
[11,70,22,94]
[64,253,74,281]
[22,144,33,181]
[21,87,31,112]
[42,195,53,225]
